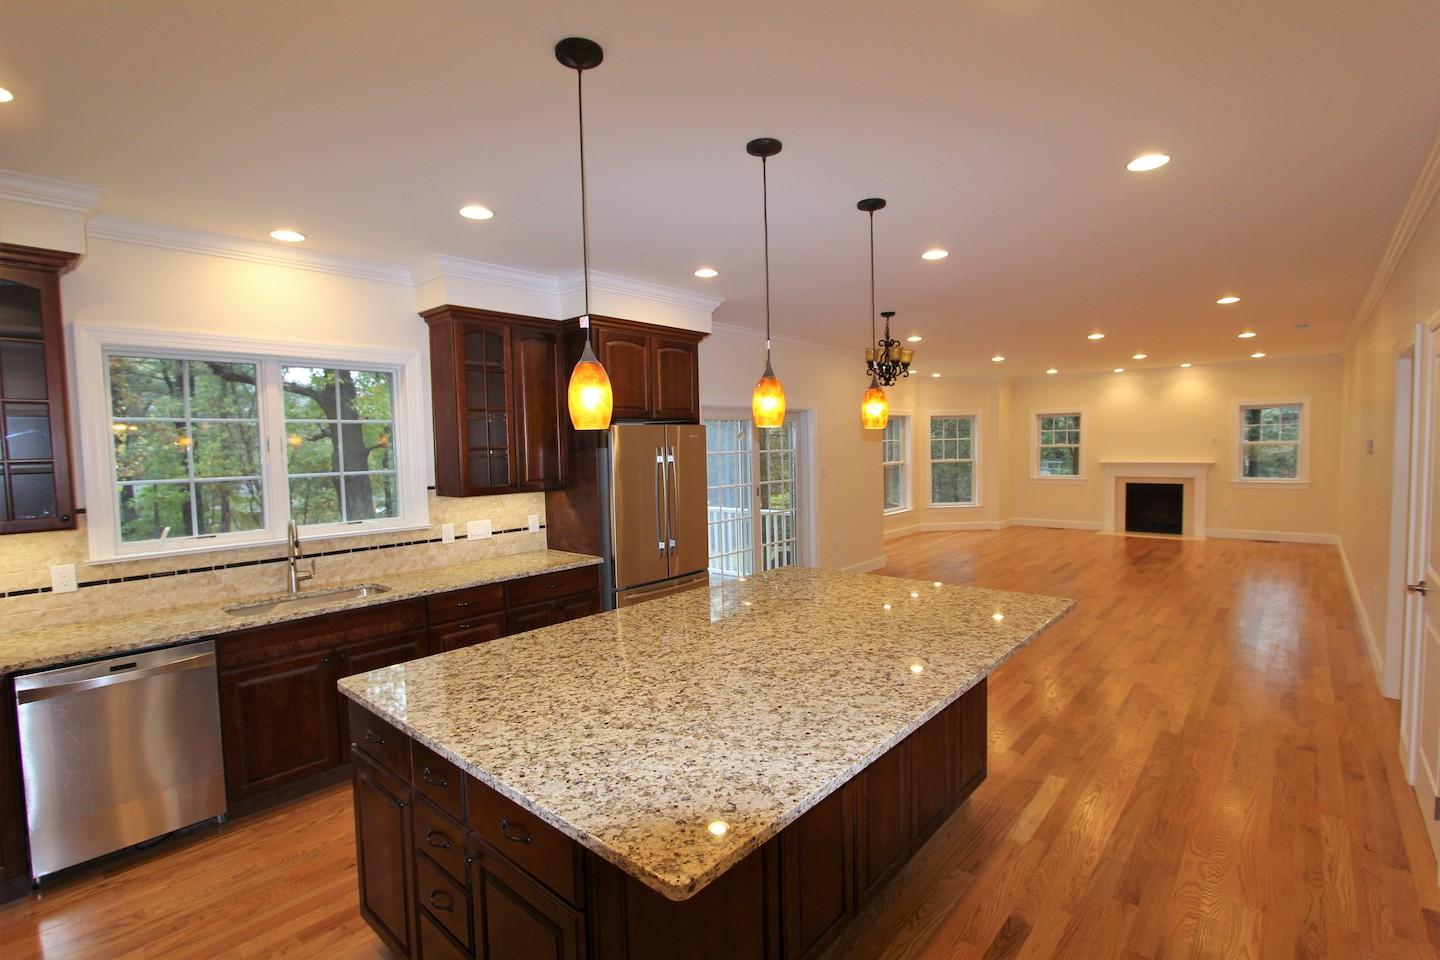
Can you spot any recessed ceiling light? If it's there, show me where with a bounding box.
[693,267,719,279]
[1046,368,1059,375]
[906,335,922,343]
[1250,352,1266,359]
[921,249,949,261]
[1179,362,1192,368]
[1087,332,1106,341]
[1113,367,1125,373]
[1126,153,1171,172]
[991,355,1005,363]
[0,87,13,103]
[1237,331,1257,339]
[269,229,306,242]
[1216,296,1240,305]
[459,205,495,221]
[1132,353,1148,360]
[931,372,941,378]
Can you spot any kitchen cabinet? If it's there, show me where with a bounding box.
[909,704,954,846]
[852,738,911,906]
[0,244,80,534]
[779,788,853,960]
[423,306,566,497]
[593,326,652,420]
[0,676,28,894]
[651,335,701,421]
[353,748,415,957]
[567,317,706,423]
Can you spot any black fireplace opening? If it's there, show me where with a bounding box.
[1125,482,1184,535]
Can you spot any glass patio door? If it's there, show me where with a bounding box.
[705,414,802,580]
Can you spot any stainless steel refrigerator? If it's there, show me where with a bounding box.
[601,422,710,607]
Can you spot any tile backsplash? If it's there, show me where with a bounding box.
[0,491,549,632]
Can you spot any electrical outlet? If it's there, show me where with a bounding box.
[50,563,78,594]
[467,519,492,540]
[527,514,540,532]
[441,523,455,544]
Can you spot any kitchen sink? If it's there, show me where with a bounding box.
[224,584,391,616]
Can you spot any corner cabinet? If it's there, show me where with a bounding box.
[423,306,567,497]
[0,244,80,534]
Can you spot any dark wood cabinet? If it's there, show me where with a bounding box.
[852,738,912,906]
[218,649,342,802]
[561,317,705,424]
[0,244,80,534]
[593,326,653,420]
[424,306,566,497]
[353,749,415,957]
[780,789,853,960]
[652,336,701,421]
[430,612,508,653]
[474,847,586,960]
[952,679,987,801]
[909,707,954,846]
[0,676,28,893]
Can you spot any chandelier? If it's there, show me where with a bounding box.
[866,311,913,387]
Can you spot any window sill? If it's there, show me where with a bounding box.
[88,520,434,565]
[1230,479,1311,490]
[883,507,913,517]
[1030,475,1087,482]
[928,501,982,509]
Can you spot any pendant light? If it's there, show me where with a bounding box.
[857,198,891,430]
[557,37,613,431]
[747,137,786,429]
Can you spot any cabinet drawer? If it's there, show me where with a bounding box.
[506,566,598,606]
[466,774,582,906]
[427,583,505,626]
[417,910,470,960]
[414,795,469,886]
[218,598,426,669]
[417,852,473,951]
[348,700,409,780]
[430,612,508,654]
[413,740,465,822]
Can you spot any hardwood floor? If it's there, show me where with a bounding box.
[1,528,1436,959]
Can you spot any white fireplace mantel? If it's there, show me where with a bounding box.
[1101,460,1214,538]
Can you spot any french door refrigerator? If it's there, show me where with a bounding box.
[604,423,709,607]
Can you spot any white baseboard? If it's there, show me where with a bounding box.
[883,519,1007,540]
[1337,537,1388,696]
[1207,528,1339,544]
[1010,517,1104,531]
[841,555,888,573]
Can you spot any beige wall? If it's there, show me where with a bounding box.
[699,327,886,572]
[1338,188,1440,693]
[1006,359,1343,537]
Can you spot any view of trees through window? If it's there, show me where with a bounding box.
[282,367,397,525]
[1240,404,1301,479]
[1038,413,1081,476]
[930,415,975,504]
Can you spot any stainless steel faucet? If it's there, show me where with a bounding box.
[287,519,314,594]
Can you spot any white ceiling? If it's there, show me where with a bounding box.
[3,0,1439,376]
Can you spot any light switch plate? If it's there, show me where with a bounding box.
[50,563,78,594]
[467,519,492,540]
[527,514,540,532]
[441,523,455,544]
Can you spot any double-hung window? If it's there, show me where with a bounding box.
[929,415,977,505]
[77,327,427,561]
[1237,401,1307,481]
[882,415,909,513]
[1036,413,1082,477]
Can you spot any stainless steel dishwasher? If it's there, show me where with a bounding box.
[14,640,227,880]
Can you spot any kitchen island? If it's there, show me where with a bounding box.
[339,567,1072,960]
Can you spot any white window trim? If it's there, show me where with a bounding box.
[1031,409,1088,481]
[1232,397,1311,486]
[927,410,982,508]
[882,411,912,515]
[73,325,430,563]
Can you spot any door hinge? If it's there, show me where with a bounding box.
[1407,580,1428,596]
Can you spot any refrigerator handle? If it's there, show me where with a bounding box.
[655,446,667,555]
[666,445,679,551]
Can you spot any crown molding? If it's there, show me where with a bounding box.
[85,215,414,285]
[1345,123,1440,349]
[413,253,562,294]
[0,169,104,213]
[561,269,724,313]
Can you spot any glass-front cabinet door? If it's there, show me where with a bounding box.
[0,250,78,534]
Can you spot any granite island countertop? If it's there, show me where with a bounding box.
[338,566,1073,902]
[0,549,602,675]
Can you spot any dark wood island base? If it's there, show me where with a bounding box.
[348,679,986,960]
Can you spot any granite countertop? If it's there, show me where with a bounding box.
[338,566,1073,902]
[0,549,602,675]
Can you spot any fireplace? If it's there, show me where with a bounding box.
[1124,482,1184,535]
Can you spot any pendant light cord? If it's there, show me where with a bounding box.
[869,210,876,345]
[575,66,592,339]
[762,155,772,365]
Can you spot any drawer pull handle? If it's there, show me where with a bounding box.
[453,623,473,631]
[499,818,533,845]
[427,889,454,912]
[425,828,453,850]
[363,730,385,745]
[422,767,449,789]
[455,600,474,607]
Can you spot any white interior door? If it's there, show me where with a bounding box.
[1408,320,1440,868]
[704,413,803,579]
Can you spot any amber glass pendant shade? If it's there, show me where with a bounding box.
[861,377,889,430]
[752,361,786,428]
[568,340,613,430]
